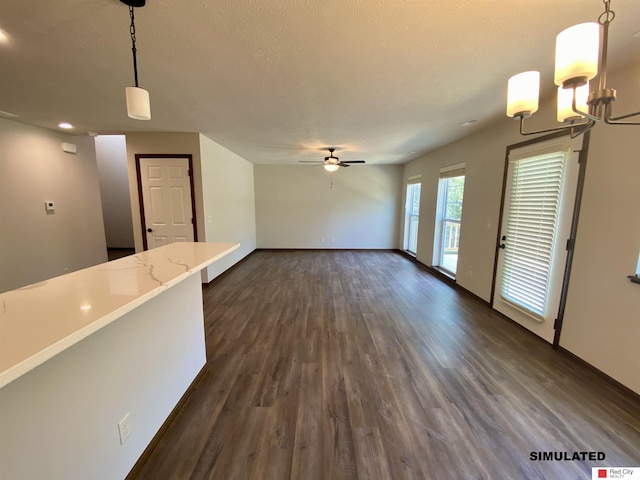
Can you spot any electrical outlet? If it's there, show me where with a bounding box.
[118,413,131,445]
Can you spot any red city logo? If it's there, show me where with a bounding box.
[598,469,607,478]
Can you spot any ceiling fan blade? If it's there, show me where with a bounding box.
[298,161,324,163]
[339,163,351,167]
[341,160,366,164]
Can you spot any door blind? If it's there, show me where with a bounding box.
[500,152,566,317]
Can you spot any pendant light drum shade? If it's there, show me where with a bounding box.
[125,86,151,120]
[507,71,540,117]
[555,22,600,87]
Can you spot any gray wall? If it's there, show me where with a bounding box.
[199,134,256,282]
[95,135,134,248]
[0,118,107,293]
[255,164,402,249]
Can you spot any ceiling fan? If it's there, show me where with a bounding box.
[299,148,366,172]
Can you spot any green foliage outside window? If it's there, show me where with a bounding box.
[444,176,464,221]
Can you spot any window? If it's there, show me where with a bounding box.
[404,177,421,255]
[434,164,465,275]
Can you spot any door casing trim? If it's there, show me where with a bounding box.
[490,131,590,348]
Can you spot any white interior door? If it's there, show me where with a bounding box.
[139,157,194,249]
[493,136,582,343]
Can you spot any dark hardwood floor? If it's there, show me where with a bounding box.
[129,250,640,480]
[107,248,136,261]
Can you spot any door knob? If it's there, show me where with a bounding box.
[147,228,153,233]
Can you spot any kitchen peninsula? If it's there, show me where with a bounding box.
[0,242,239,480]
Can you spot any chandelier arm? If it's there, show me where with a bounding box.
[518,116,590,136]
[569,119,597,139]
[605,106,640,124]
[605,116,640,126]
[571,87,600,122]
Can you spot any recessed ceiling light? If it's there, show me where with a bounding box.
[58,122,73,129]
[0,29,9,43]
[461,119,478,127]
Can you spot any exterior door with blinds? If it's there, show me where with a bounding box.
[493,136,581,343]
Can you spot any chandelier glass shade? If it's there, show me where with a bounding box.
[557,84,589,122]
[554,23,600,87]
[507,71,540,118]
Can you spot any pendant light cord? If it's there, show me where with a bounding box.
[129,6,139,87]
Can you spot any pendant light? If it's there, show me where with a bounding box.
[506,0,640,138]
[121,0,151,120]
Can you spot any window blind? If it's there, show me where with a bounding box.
[440,163,465,179]
[500,152,566,317]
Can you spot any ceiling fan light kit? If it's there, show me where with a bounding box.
[299,148,366,173]
[506,0,640,138]
[121,0,151,120]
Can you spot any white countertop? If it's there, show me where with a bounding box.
[0,242,239,389]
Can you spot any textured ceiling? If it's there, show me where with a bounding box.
[1,0,639,165]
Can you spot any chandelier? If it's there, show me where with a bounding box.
[506,0,639,137]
